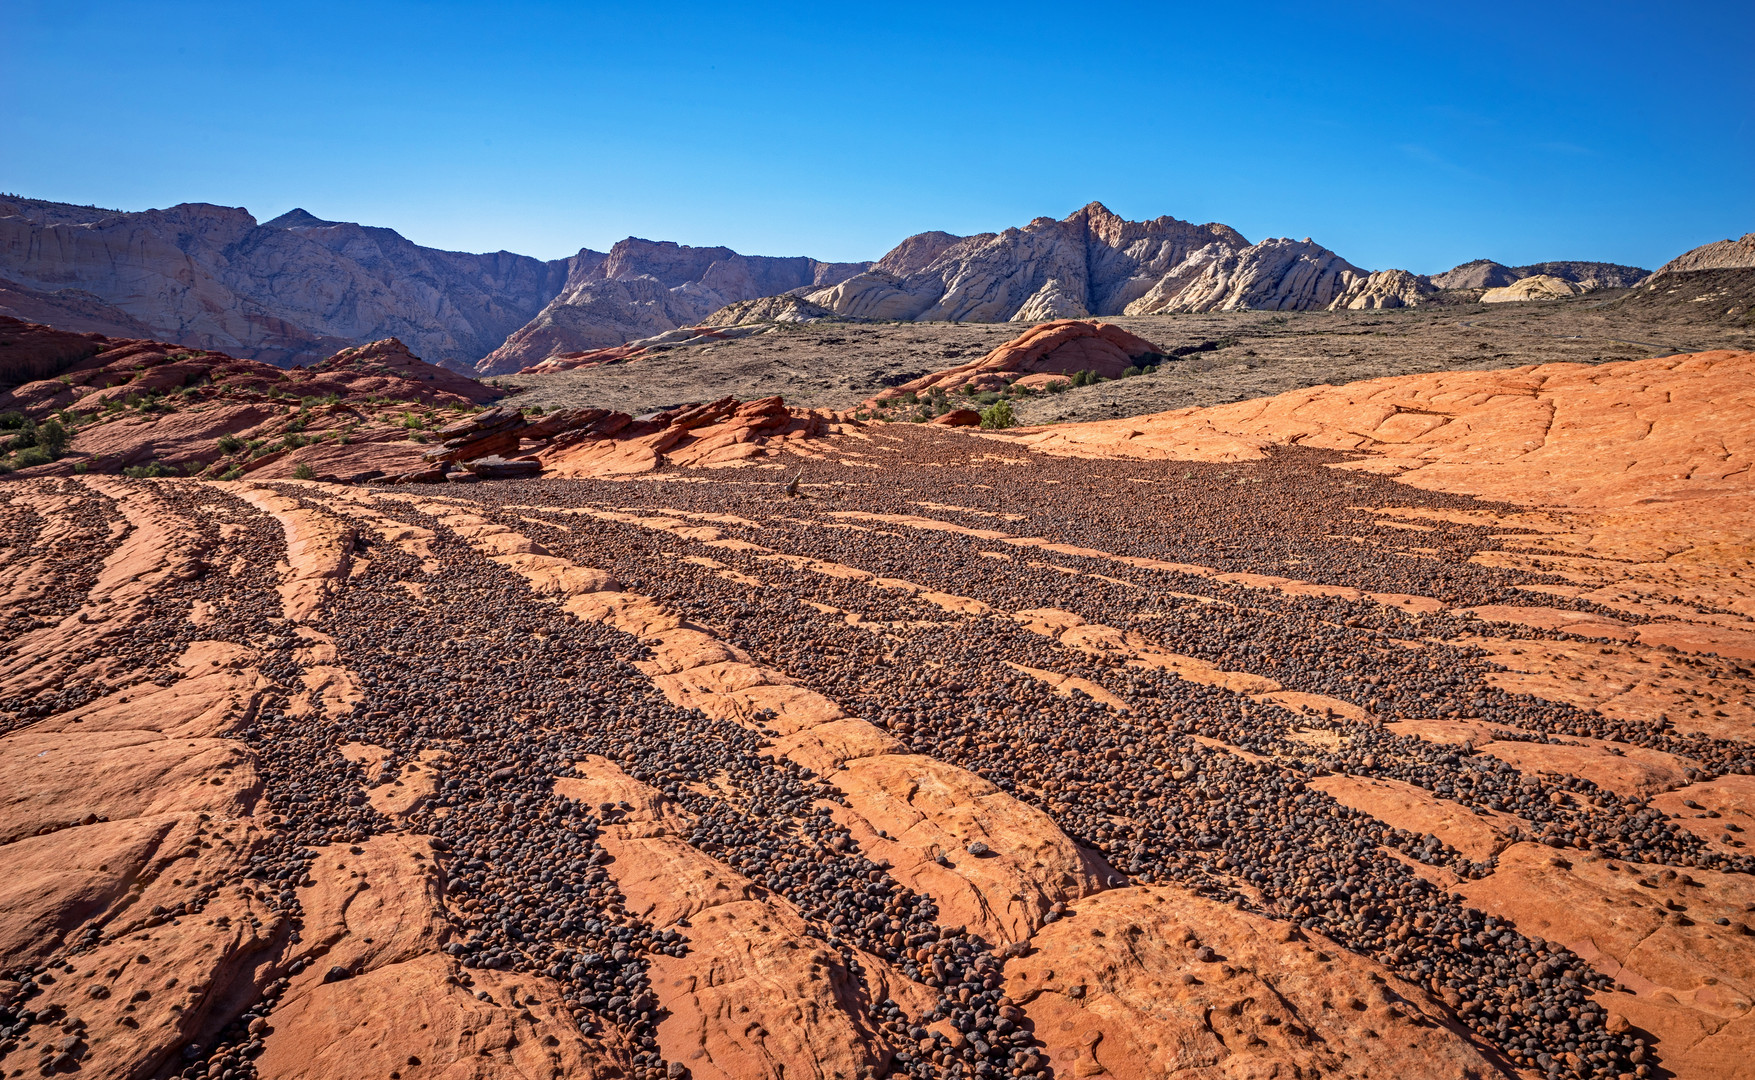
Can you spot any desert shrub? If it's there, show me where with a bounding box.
[292,462,315,480]
[974,390,1001,406]
[1068,369,1105,388]
[893,391,919,405]
[1122,366,1143,378]
[0,411,26,430]
[72,461,89,474]
[1045,380,1069,394]
[217,434,243,454]
[979,400,1016,429]
[122,461,175,478]
[14,446,51,468]
[219,465,243,480]
[38,419,67,456]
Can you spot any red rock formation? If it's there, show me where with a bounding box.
[0,318,505,481]
[868,319,1164,407]
[539,396,835,478]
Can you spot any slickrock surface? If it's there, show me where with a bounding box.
[3,349,1752,1080]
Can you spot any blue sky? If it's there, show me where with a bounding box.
[5,1,1750,272]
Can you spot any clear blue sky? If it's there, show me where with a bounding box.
[6,1,1750,273]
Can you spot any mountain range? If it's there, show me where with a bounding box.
[0,195,1659,375]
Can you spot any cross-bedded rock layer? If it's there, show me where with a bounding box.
[2,351,1751,1080]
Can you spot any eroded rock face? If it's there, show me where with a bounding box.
[698,294,840,327]
[1330,268,1437,310]
[0,197,572,369]
[0,318,505,482]
[810,203,1397,323]
[476,240,869,374]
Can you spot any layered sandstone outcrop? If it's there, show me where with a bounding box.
[1481,275,1586,303]
[698,294,839,327]
[0,318,836,483]
[0,318,500,481]
[1329,268,1437,310]
[866,320,1164,405]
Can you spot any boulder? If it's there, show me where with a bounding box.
[464,456,542,479]
[931,409,981,427]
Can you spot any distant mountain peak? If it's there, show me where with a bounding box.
[264,208,342,230]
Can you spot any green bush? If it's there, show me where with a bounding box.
[0,411,25,430]
[1045,380,1069,394]
[38,419,67,456]
[122,461,175,478]
[1068,370,1105,388]
[978,400,1016,429]
[14,446,51,467]
[292,462,316,480]
[1122,366,1143,378]
[217,434,243,454]
[219,465,243,480]
[72,461,89,474]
